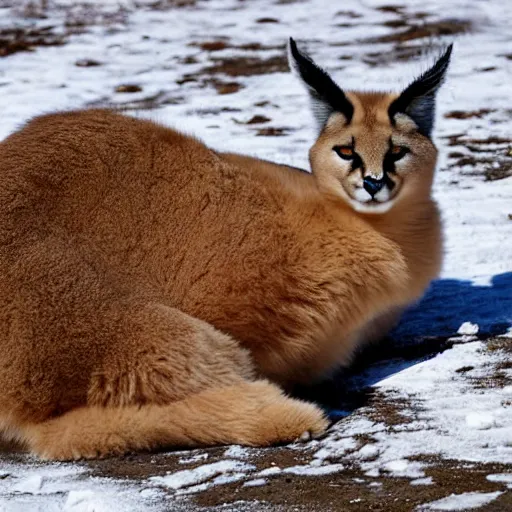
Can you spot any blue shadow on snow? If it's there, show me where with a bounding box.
[293,272,512,415]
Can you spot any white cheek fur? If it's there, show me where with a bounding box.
[374,187,391,202]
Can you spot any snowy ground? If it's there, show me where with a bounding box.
[0,0,511,510]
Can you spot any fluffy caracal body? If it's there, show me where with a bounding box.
[0,40,451,459]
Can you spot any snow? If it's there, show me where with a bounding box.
[243,479,267,488]
[223,446,251,460]
[0,0,511,509]
[282,464,345,476]
[457,322,479,336]
[0,461,161,511]
[465,411,497,430]
[411,477,434,486]
[177,453,209,465]
[256,467,282,478]
[486,473,512,488]
[307,340,512,478]
[418,491,503,511]
[12,475,43,494]
[150,460,255,491]
[353,444,380,461]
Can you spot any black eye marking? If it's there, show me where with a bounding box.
[350,152,364,173]
[390,145,410,161]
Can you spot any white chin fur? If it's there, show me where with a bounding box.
[350,198,394,214]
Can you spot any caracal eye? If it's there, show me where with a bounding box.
[390,145,410,160]
[333,146,354,160]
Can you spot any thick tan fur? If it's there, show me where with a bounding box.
[0,85,442,459]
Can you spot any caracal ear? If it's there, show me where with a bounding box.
[388,44,453,137]
[288,37,354,131]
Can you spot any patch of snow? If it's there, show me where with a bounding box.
[64,490,98,510]
[12,475,43,494]
[457,322,479,336]
[176,471,249,496]
[283,464,344,476]
[353,444,380,461]
[150,460,255,491]
[223,446,250,459]
[465,412,497,430]
[256,467,282,478]
[313,437,358,462]
[309,341,512,481]
[411,477,434,486]
[502,386,512,396]
[486,473,512,487]
[243,479,267,488]
[177,453,209,465]
[0,461,162,511]
[383,460,425,479]
[418,491,503,510]
[138,488,161,500]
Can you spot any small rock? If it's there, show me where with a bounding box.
[199,40,228,51]
[75,59,101,67]
[115,84,143,93]
[256,17,279,23]
[214,81,242,95]
[246,115,271,124]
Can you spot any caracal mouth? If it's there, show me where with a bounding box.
[349,197,395,214]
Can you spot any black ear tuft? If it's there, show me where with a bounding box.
[288,37,354,129]
[389,44,453,137]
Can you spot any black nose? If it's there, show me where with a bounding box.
[363,176,385,197]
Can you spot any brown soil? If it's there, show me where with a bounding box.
[445,109,496,120]
[256,127,293,136]
[368,19,472,44]
[191,456,512,511]
[205,55,287,77]
[0,26,65,57]
[444,134,512,182]
[234,115,272,125]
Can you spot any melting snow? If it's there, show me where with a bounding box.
[150,460,255,491]
[418,491,503,510]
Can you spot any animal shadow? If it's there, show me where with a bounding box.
[294,272,512,415]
